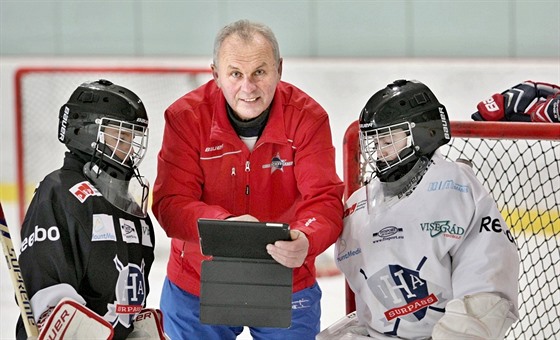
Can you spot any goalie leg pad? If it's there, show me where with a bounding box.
[38,298,113,340]
[432,292,517,340]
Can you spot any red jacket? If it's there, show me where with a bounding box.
[152,80,344,296]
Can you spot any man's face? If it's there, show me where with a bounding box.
[212,33,282,120]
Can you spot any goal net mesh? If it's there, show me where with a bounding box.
[343,120,559,339]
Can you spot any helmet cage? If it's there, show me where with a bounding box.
[360,121,415,177]
[95,117,149,170]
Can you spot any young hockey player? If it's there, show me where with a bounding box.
[318,79,520,339]
[15,79,165,340]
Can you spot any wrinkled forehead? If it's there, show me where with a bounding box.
[218,33,276,67]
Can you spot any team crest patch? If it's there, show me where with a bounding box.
[361,256,445,332]
[262,152,294,173]
[69,181,101,203]
[105,256,146,327]
[92,214,117,242]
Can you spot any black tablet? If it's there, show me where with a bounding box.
[198,219,290,260]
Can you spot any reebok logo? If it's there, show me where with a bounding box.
[21,225,60,252]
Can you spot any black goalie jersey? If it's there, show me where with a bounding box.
[16,152,155,340]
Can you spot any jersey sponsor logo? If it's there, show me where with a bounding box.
[92,214,117,242]
[427,180,469,193]
[69,181,101,203]
[372,226,404,243]
[336,247,362,262]
[20,225,61,252]
[420,220,465,240]
[140,220,152,247]
[119,218,139,244]
[343,200,366,218]
[336,239,362,262]
[479,216,515,244]
[105,256,146,328]
[362,257,446,331]
[261,152,293,173]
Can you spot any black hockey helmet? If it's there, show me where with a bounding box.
[58,79,149,172]
[359,79,451,182]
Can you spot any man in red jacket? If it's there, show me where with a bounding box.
[152,19,344,339]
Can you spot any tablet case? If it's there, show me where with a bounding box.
[198,219,293,328]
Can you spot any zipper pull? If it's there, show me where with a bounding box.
[231,167,236,176]
[245,161,250,172]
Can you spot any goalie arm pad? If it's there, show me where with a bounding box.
[38,298,113,340]
[432,292,517,340]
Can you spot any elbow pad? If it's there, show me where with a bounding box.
[432,292,517,340]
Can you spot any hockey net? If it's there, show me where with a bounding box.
[14,67,213,222]
[343,120,560,339]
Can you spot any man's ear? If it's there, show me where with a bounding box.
[277,58,283,79]
[211,63,220,86]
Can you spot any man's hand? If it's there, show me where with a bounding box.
[226,214,259,222]
[266,230,309,268]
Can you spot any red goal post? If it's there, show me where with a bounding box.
[14,66,213,223]
[342,120,560,339]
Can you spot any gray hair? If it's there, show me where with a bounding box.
[213,19,281,67]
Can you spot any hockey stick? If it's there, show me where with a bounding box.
[0,202,39,337]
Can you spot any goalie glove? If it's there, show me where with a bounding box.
[128,308,170,340]
[528,92,560,123]
[432,292,517,340]
[472,81,560,122]
[316,311,371,340]
[37,298,113,340]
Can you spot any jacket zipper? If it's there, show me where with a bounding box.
[244,161,250,211]
[245,161,250,195]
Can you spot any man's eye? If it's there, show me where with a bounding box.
[255,70,264,76]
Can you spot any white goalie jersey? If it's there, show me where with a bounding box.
[335,151,519,339]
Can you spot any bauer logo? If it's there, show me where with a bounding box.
[439,107,450,139]
[58,106,70,142]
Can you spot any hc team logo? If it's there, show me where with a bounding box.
[363,257,445,334]
[105,256,146,328]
